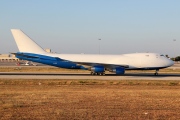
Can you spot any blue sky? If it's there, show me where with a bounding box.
[1,0,180,57]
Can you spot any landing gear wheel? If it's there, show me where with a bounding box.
[102,72,105,75]
[100,72,103,75]
[90,72,105,76]
[154,69,159,76]
[90,72,96,75]
[154,73,158,76]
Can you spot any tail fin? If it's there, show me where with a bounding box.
[11,29,46,53]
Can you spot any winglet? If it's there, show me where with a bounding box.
[11,29,46,53]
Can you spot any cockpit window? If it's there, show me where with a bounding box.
[160,54,164,56]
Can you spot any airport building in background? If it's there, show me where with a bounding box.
[0,54,19,61]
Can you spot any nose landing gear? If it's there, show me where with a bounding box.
[154,69,159,76]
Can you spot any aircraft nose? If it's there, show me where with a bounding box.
[167,59,174,67]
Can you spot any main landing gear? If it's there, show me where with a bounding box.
[90,71,105,75]
[154,69,159,76]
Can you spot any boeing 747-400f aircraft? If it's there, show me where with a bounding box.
[11,29,174,75]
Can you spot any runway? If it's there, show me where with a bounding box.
[0,62,180,80]
[0,72,180,80]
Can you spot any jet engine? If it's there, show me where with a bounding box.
[111,67,125,75]
[90,66,105,73]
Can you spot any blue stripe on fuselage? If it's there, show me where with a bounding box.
[15,52,86,69]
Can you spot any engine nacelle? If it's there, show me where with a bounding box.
[90,66,105,73]
[111,67,125,75]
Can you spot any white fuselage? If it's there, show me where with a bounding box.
[41,52,174,70]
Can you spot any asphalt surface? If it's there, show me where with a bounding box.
[0,72,180,80]
[0,61,180,80]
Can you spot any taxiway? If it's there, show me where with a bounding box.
[0,62,180,80]
[0,72,180,80]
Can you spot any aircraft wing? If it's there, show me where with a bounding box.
[12,52,129,69]
[75,61,129,69]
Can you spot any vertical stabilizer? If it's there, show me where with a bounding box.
[11,29,46,53]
